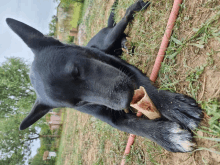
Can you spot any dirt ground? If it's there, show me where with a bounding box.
[76,0,220,164]
[171,1,220,101]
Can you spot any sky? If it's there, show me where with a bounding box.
[0,0,59,162]
[0,0,59,65]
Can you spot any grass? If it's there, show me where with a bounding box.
[56,0,220,164]
[77,0,94,25]
[57,1,83,43]
[56,109,83,165]
[69,2,83,28]
[156,0,220,154]
[201,99,220,133]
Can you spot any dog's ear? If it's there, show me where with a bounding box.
[20,100,51,130]
[6,18,62,52]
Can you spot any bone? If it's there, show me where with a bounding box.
[130,86,161,119]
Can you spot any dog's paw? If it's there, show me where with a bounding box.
[126,1,150,18]
[159,92,203,130]
[153,121,195,152]
[138,1,150,11]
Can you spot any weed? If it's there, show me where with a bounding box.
[201,99,220,134]
[185,65,205,99]
[194,99,220,154]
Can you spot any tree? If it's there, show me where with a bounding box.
[48,15,57,37]
[0,57,47,164]
[0,57,35,117]
[28,126,58,165]
[0,114,37,165]
[0,113,58,165]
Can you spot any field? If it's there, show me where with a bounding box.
[56,0,220,164]
[70,2,83,28]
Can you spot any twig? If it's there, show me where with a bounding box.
[199,76,206,101]
[193,152,197,165]
[212,84,220,98]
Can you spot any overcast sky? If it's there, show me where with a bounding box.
[1,0,59,65]
[0,0,59,162]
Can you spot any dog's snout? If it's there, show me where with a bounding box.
[121,89,134,109]
[111,79,134,110]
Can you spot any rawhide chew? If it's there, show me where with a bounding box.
[130,86,161,119]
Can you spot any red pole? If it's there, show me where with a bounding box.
[150,0,183,82]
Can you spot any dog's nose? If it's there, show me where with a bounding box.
[124,90,134,109]
[118,81,135,110]
[113,89,134,110]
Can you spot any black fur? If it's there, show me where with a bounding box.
[6,0,202,152]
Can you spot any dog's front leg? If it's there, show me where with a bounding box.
[76,103,195,152]
[104,0,150,50]
[107,0,118,27]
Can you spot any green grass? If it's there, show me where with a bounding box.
[56,111,67,165]
[61,111,65,122]
[81,0,107,45]
[201,99,220,133]
[56,109,83,165]
[70,2,83,28]
[77,0,94,25]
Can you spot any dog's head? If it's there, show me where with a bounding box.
[6,18,135,130]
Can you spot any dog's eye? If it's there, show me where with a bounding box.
[65,63,80,78]
[71,67,79,77]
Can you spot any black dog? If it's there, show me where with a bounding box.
[6,0,202,152]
